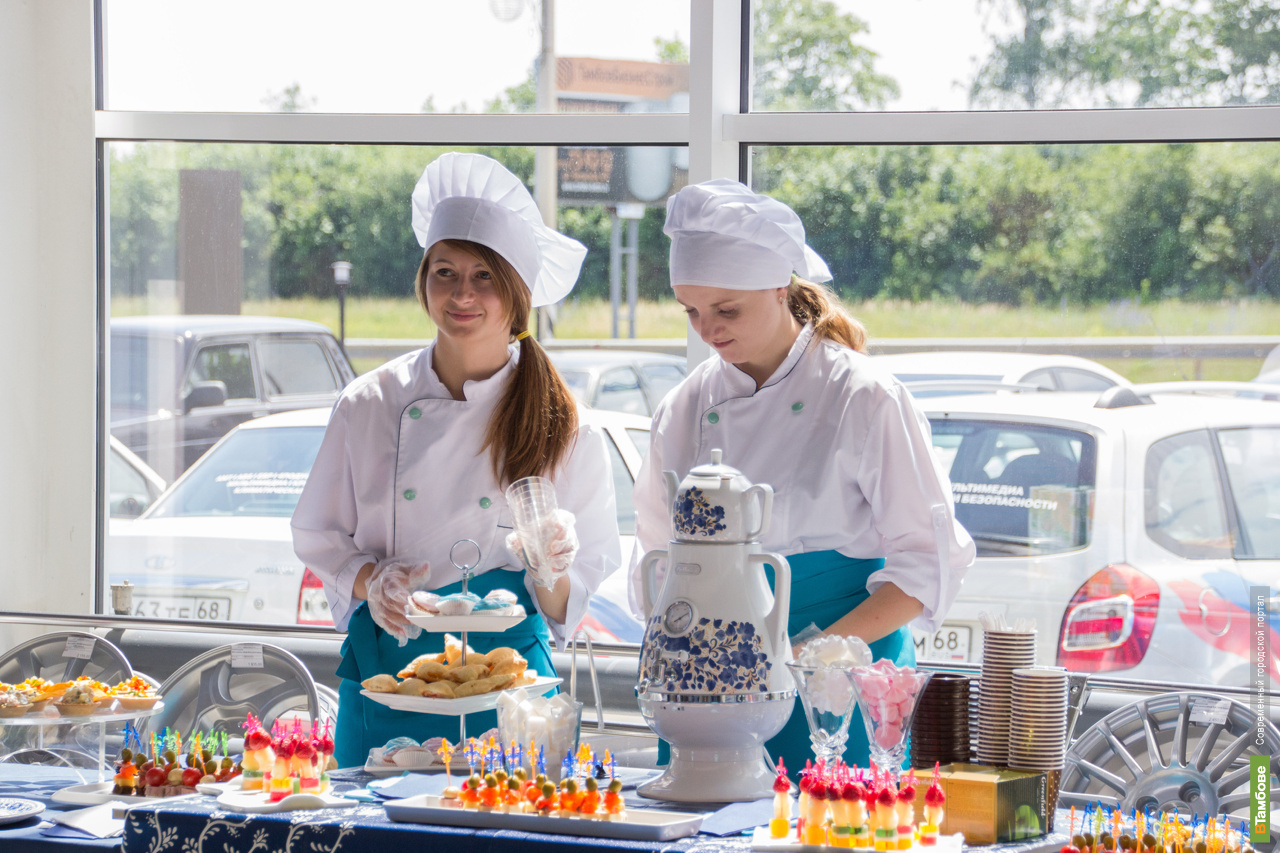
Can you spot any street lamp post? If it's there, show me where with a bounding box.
[331,261,352,351]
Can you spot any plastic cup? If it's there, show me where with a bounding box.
[505,476,565,590]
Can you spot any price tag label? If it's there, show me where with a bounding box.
[1189,698,1230,725]
[231,643,265,669]
[62,636,96,660]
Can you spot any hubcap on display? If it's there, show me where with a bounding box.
[1060,691,1278,825]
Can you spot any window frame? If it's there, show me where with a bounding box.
[86,0,1280,648]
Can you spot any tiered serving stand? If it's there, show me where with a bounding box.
[0,702,164,785]
[359,540,560,744]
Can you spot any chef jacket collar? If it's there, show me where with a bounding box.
[717,322,816,397]
[422,341,519,403]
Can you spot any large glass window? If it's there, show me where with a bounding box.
[105,142,683,627]
[104,0,691,115]
[751,0,1280,112]
[34,0,1263,714]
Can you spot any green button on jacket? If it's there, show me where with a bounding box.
[409,407,422,419]
[403,489,416,501]
[707,412,719,424]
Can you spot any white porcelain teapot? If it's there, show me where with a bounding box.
[638,449,792,697]
[663,448,775,543]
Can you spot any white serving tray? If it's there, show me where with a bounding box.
[384,794,705,841]
[404,612,527,633]
[52,781,199,807]
[750,826,964,852]
[361,676,561,716]
[214,788,358,814]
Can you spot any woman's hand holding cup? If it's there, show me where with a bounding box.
[504,476,578,589]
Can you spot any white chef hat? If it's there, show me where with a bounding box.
[664,179,831,290]
[411,153,586,307]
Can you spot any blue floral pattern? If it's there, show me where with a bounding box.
[674,487,726,537]
[640,616,771,693]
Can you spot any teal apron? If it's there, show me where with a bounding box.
[334,568,555,768]
[654,550,914,772]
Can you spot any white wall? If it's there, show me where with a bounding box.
[0,0,98,612]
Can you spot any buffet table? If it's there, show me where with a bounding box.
[0,763,1072,853]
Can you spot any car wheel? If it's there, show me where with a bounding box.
[1060,691,1279,826]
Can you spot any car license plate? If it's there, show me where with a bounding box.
[133,596,232,621]
[914,625,973,661]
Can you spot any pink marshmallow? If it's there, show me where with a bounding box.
[875,723,903,748]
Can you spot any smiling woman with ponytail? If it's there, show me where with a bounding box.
[293,153,621,768]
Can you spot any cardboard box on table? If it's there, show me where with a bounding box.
[910,764,1048,845]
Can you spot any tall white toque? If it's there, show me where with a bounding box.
[664,178,832,290]
[411,153,587,307]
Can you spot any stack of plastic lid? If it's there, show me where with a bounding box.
[909,672,971,769]
[974,627,1036,766]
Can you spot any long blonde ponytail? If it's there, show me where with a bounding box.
[786,276,868,353]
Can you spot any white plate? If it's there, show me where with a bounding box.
[215,788,357,814]
[195,780,241,796]
[361,676,562,716]
[404,613,527,633]
[52,781,200,807]
[384,794,704,841]
[0,797,44,825]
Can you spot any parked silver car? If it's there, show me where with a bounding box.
[872,351,1129,397]
[110,316,355,482]
[547,349,686,416]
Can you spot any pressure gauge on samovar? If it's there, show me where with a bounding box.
[662,599,695,635]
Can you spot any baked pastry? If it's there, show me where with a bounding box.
[421,681,457,699]
[361,674,399,693]
[446,665,487,684]
[396,678,429,696]
[414,660,449,681]
[397,652,446,679]
[443,634,476,665]
[408,591,441,614]
[435,593,480,616]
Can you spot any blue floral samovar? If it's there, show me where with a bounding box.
[636,449,794,803]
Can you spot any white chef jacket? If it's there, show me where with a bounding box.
[631,323,974,634]
[292,342,621,648]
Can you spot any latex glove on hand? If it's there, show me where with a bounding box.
[505,508,579,590]
[366,558,431,646]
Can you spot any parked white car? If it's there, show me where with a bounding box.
[107,406,651,633]
[109,436,166,518]
[916,384,1280,689]
[872,351,1130,397]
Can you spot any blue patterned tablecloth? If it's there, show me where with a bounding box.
[0,763,1070,853]
[0,764,124,852]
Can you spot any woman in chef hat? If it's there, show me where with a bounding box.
[293,153,621,767]
[632,179,975,770]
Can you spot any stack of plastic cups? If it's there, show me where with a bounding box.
[1008,666,1069,830]
[974,628,1036,766]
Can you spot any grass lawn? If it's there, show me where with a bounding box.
[111,295,1278,383]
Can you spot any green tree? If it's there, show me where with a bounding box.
[752,0,898,110]
[973,0,1280,108]
[262,82,317,112]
